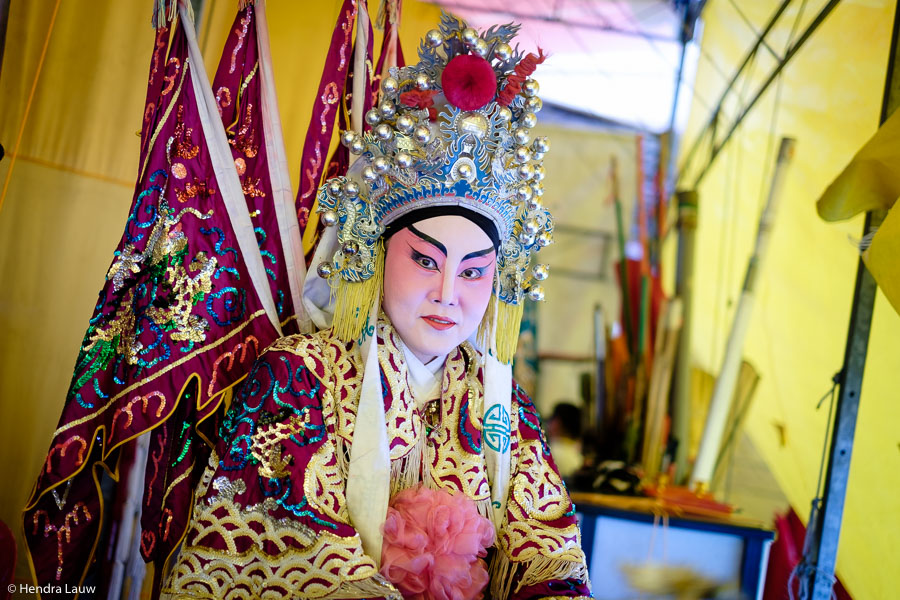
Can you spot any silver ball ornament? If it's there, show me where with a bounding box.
[340,130,356,146]
[316,263,334,278]
[536,231,553,247]
[396,152,413,169]
[532,150,545,161]
[474,38,489,57]
[342,241,359,256]
[494,42,512,61]
[519,231,535,245]
[522,79,540,97]
[349,137,366,154]
[375,123,393,141]
[514,127,532,145]
[327,180,343,196]
[514,146,532,164]
[362,166,377,183]
[395,114,415,134]
[533,164,545,182]
[373,156,391,174]
[497,106,512,122]
[524,218,540,235]
[525,96,543,113]
[457,163,474,180]
[525,196,542,211]
[425,29,443,47]
[527,285,545,301]
[413,125,431,144]
[517,163,534,181]
[461,27,478,46]
[343,181,359,198]
[533,136,550,153]
[415,73,431,90]
[521,111,538,128]
[379,101,396,118]
[321,210,338,227]
[516,184,533,202]
[365,109,381,126]
[381,76,399,95]
[533,264,549,281]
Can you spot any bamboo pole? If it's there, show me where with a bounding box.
[642,298,683,479]
[691,137,796,489]
[671,190,698,482]
[593,304,606,431]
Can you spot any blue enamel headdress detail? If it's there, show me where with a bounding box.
[314,13,553,360]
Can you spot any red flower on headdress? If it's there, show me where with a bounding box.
[400,89,440,121]
[400,89,440,110]
[441,54,498,111]
[497,48,547,106]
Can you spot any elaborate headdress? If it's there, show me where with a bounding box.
[313,13,553,363]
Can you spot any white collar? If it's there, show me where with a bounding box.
[398,339,446,410]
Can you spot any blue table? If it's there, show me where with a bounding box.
[572,493,775,600]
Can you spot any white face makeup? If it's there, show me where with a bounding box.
[382,215,497,364]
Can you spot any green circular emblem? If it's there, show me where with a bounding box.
[484,404,511,453]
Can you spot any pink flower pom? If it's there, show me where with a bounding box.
[441,54,498,111]
[381,485,496,600]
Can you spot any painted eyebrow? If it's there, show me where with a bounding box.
[408,224,494,261]
[408,224,447,256]
[462,246,495,261]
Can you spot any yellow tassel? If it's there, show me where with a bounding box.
[332,241,384,342]
[494,300,524,364]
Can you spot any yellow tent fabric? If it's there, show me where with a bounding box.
[816,105,900,221]
[816,103,900,316]
[863,202,900,314]
[676,1,900,597]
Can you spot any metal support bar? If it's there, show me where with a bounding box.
[677,0,791,177]
[801,2,900,598]
[680,0,843,188]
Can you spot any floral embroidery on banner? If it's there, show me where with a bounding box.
[216,87,232,117]
[339,4,358,72]
[149,28,168,86]
[162,57,182,96]
[231,102,259,158]
[230,12,252,74]
[32,503,93,581]
[301,141,323,201]
[320,82,340,134]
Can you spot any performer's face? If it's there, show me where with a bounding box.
[383,215,496,363]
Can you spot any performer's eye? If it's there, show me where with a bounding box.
[460,266,486,280]
[410,249,439,270]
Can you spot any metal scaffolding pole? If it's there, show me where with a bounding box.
[801,2,900,598]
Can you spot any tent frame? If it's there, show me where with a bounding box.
[800,3,900,598]
[677,0,842,188]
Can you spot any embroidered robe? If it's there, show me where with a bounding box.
[164,323,592,599]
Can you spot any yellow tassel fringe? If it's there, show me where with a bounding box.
[332,241,384,343]
[494,299,524,365]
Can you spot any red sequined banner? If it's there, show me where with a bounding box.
[294,0,358,243]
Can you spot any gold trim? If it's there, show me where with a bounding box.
[53,310,266,437]
[139,53,190,183]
